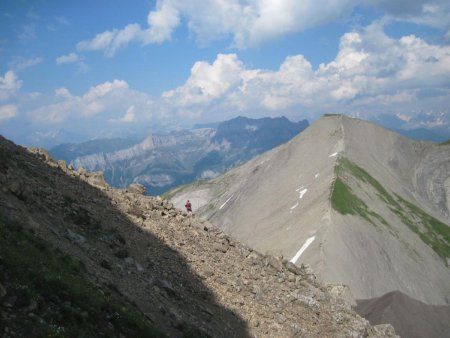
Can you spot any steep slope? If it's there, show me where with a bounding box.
[169,115,450,307]
[59,116,308,195]
[0,135,395,337]
[355,291,450,338]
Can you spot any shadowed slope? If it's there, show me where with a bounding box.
[356,291,450,338]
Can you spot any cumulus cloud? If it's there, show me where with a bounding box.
[0,104,18,121]
[29,79,153,126]
[0,71,22,101]
[76,0,450,55]
[161,23,450,120]
[163,54,245,105]
[56,52,79,65]
[77,1,180,56]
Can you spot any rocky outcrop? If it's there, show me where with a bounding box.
[0,134,396,337]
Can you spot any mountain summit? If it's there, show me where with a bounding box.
[169,115,450,335]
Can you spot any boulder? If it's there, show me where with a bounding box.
[127,183,146,195]
[86,172,109,190]
[326,284,356,308]
[0,282,6,298]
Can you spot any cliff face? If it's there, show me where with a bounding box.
[56,116,309,195]
[0,135,395,337]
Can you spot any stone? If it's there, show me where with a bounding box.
[213,242,229,253]
[127,183,146,195]
[8,181,23,196]
[124,257,135,265]
[285,261,302,275]
[265,255,283,272]
[57,160,67,170]
[66,229,86,245]
[0,283,6,298]
[326,284,356,307]
[247,252,260,260]
[203,268,215,277]
[86,172,109,189]
[136,262,145,272]
[22,300,38,313]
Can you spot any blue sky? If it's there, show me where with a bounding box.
[1,0,449,146]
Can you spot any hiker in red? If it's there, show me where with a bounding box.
[185,200,192,213]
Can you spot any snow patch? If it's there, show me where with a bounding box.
[296,186,305,192]
[328,152,338,157]
[298,188,308,199]
[290,236,316,264]
[219,196,233,210]
[290,203,299,210]
[315,173,320,179]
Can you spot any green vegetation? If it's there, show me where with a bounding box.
[439,139,450,145]
[331,157,450,264]
[0,214,165,337]
[331,177,368,216]
[323,113,342,117]
[394,194,450,264]
[336,158,398,206]
[330,177,390,228]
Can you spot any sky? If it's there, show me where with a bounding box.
[1,0,450,146]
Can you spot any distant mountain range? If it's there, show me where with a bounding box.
[351,111,450,142]
[169,115,450,338]
[50,116,309,195]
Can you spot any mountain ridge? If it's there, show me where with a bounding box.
[51,116,309,195]
[168,115,450,337]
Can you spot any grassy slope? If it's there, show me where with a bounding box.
[330,157,450,265]
[0,214,164,338]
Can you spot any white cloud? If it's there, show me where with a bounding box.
[29,79,154,125]
[0,104,18,121]
[110,105,136,123]
[144,1,180,43]
[163,54,245,105]
[83,79,128,102]
[10,57,43,71]
[75,0,450,55]
[0,71,22,101]
[55,87,72,98]
[161,23,450,121]
[368,0,450,29]
[56,53,79,65]
[76,3,179,57]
